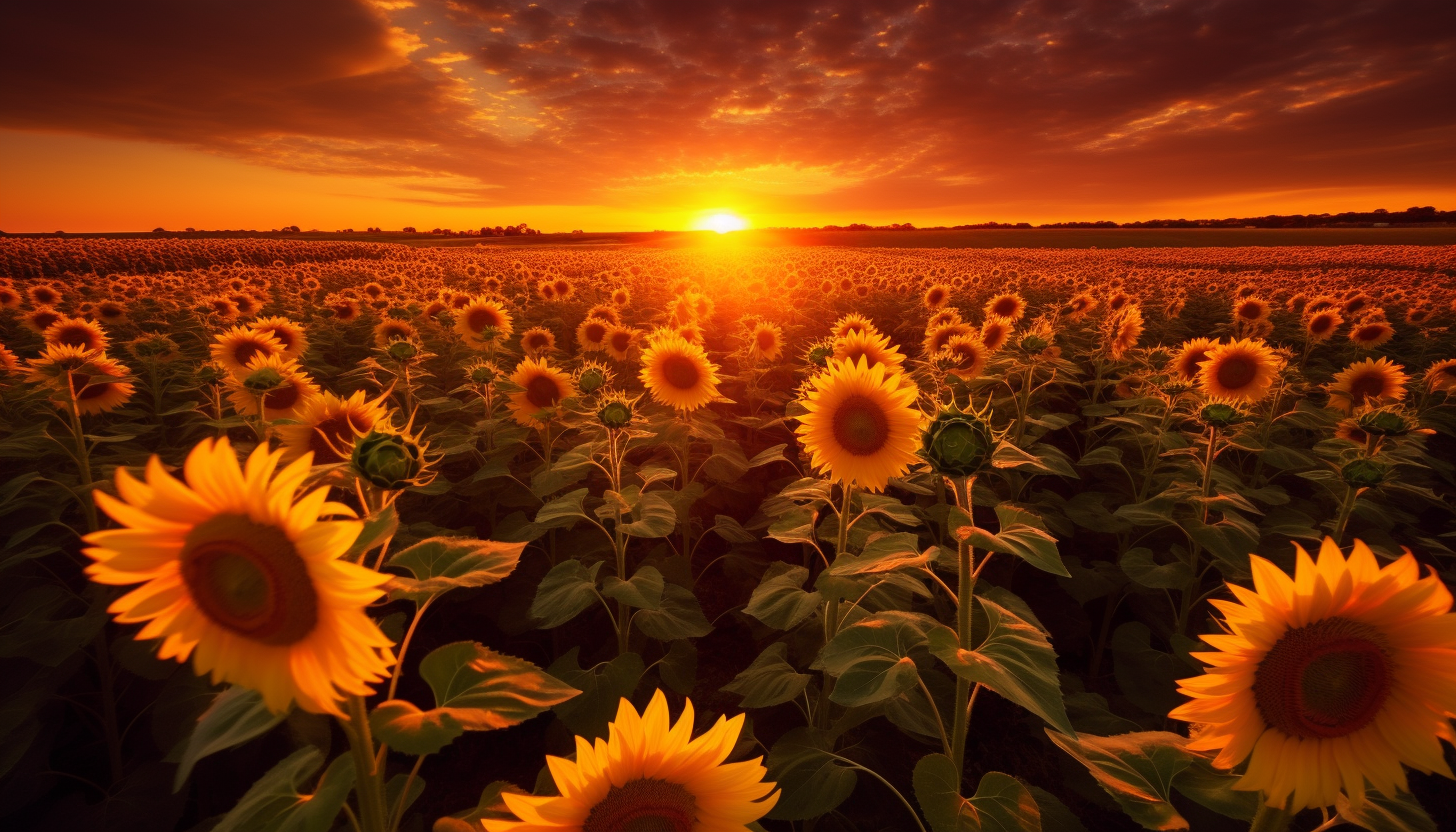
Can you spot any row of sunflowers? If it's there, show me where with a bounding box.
[0,238,1454,832]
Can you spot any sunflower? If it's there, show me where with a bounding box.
[576,317,611,353]
[227,354,320,421]
[604,326,639,361]
[640,335,720,412]
[937,333,989,380]
[923,322,973,357]
[508,357,576,427]
[33,348,136,415]
[1198,338,1279,403]
[82,438,395,716]
[211,326,283,378]
[748,321,784,362]
[832,313,877,339]
[520,327,557,357]
[372,319,417,348]
[924,284,951,309]
[251,316,309,360]
[1065,292,1097,320]
[456,297,514,347]
[0,343,19,373]
[484,690,778,832]
[277,389,389,464]
[1425,357,1456,393]
[675,322,705,346]
[927,308,962,330]
[1305,310,1343,341]
[0,285,21,309]
[1328,357,1409,412]
[44,316,109,352]
[980,315,1015,353]
[23,306,63,334]
[1349,320,1395,349]
[1107,305,1143,360]
[984,292,1026,322]
[27,283,62,306]
[94,300,129,325]
[585,303,622,326]
[611,286,631,306]
[834,328,905,373]
[1233,297,1270,323]
[1170,538,1456,810]
[796,356,921,492]
[1173,338,1220,383]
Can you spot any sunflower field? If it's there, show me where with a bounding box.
[1,237,1455,832]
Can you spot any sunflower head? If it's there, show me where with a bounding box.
[351,425,431,490]
[795,356,922,492]
[1340,458,1387,488]
[1198,400,1246,429]
[1354,406,1415,438]
[598,394,636,430]
[639,334,720,413]
[576,360,612,394]
[508,357,577,426]
[44,316,109,353]
[1198,338,1279,403]
[920,403,995,477]
[1328,357,1409,413]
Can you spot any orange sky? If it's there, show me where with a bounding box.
[1,1,1452,232]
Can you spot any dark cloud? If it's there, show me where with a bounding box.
[3,0,1452,214]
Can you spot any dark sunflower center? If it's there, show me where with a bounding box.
[992,298,1017,316]
[55,325,97,349]
[267,328,295,350]
[582,778,697,832]
[75,376,119,401]
[527,333,548,349]
[757,331,776,351]
[1238,302,1262,319]
[466,307,500,331]
[180,514,318,645]
[309,413,359,463]
[526,374,563,408]
[1346,372,1387,404]
[1178,350,1209,379]
[264,381,302,412]
[1215,355,1257,390]
[1310,316,1333,334]
[585,322,607,342]
[1252,616,1392,739]
[661,355,701,390]
[832,394,890,456]
[1354,325,1382,342]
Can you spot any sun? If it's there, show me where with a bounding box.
[696,211,749,234]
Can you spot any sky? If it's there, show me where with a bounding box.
[1,0,1452,232]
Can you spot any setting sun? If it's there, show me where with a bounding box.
[696,211,749,234]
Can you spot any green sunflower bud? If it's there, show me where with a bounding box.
[598,400,633,430]
[807,344,833,368]
[352,430,425,490]
[196,364,227,385]
[386,339,418,361]
[241,366,286,393]
[1199,402,1244,428]
[1341,458,1386,488]
[922,409,994,477]
[1355,409,1412,437]
[1019,334,1050,353]
[468,364,498,385]
[578,366,608,394]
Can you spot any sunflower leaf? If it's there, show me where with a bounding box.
[1336,788,1437,832]
[546,648,645,737]
[813,610,937,707]
[212,747,355,832]
[533,488,591,529]
[173,685,285,792]
[530,559,602,628]
[417,641,579,733]
[601,565,664,610]
[620,490,678,538]
[927,595,1075,736]
[725,643,813,708]
[913,754,1042,832]
[369,700,464,756]
[829,532,930,576]
[744,563,821,630]
[385,537,525,603]
[765,727,857,820]
[344,504,397,561]
[632,583,712,640]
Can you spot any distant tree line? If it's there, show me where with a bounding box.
[765,206,1449,232]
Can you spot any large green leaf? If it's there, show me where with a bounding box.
[913,754,1042,832]
[1046,730,1247,831]
[813,610,936,707]
[546,648,645,737]
[964,505,1069,577]
[927,596,1074,736]
[534,488,591,529]
[369,700,464,756]
[601,565,664,610]
[1119,547,1193,590]
[343,504,397,561]
[828,532,930,575]
[173,686,285,791]
[633,583,712,640]
[724,643,813,708]
[764,727,857,820]
[418,641,579,731]
[621,490,679,538]
[212,747,355,832]
[386,537,525,603]
[530,559,602,628]
[743,563,821,630]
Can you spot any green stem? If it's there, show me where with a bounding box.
[388,753,427,832]
[814,483,854,729]
[1333,483,1359,545]
[344,696,390,832]
[1179,425,1218,635]
[950,476,976,782]
[1248,799,1293,832]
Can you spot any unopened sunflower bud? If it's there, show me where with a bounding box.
[578,366,608,394]
[807,344,833,368]
[352,430,425,490]
[1199,402,1244,428]
[1341,458,1386,488]
[598,399,633,430]
[1355,409,1413,437]
[241,366,286,393]
[386,339,419,361]
[922,408,994,477]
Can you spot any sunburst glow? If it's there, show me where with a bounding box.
[696,211,749,234]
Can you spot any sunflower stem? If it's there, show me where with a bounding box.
[1333,483,1359,546]
[1248,798,1294,832]
[1179,424,1219,635]
[949,476,976,783]
[344,695,390,832]
[815,483,855,729]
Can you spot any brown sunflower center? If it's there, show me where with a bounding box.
[992,298,1018,317]
[1238,302,1263,320]
[1309,315,1333,334]
[526,374,563,408]
[264,381,303,412]
[179,514,318,645]
[1353,325,1384,343]
[1178,349,1210,380]
[584,322,607,342]
[582,778,697,832]
[756,330,776,351]
[466,307,501,332]
[1346,372,1387,404]
[661,355,701,390]
[234,339,272,368]
[1215,355,1257,390]
[611,332,632,352]
[832,394,890,456]
[309,412,366,463]
[1252,616,1392,739]
[55,324,98,349]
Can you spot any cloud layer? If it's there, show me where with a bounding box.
[2,0,1452,221]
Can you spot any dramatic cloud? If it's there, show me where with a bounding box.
[2,0,1452,223]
